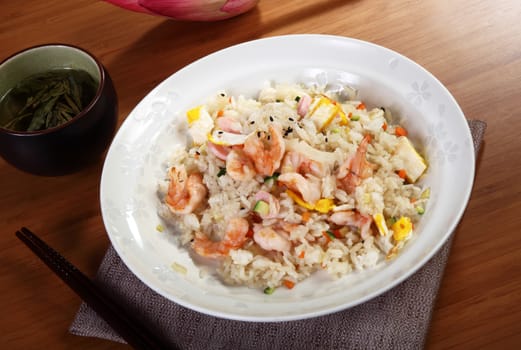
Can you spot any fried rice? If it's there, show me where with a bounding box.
[158,82,429,293]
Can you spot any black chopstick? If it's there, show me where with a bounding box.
[16,227,177,350]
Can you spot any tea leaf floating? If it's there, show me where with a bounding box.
[0,69,97,132]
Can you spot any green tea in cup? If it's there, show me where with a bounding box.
[0,68,97,132]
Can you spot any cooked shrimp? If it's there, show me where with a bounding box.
[207,115,247,161]
[226,148,256,181]
[253,225,291,252]
[278,172,321,204]
[192,217,249,258]
[216,115,242,133]
[280,151,325,177]
[329,210,373,239]
[337,134,375,193]
[254,190,280,219]
[207,141,231,161]
[243,124,285,176]
[165,166,207,214]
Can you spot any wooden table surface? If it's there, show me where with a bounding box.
[1,0,520,348]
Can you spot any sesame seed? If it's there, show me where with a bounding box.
[269,116,274,122]
[257,131,261,138]
[289,117,294,121]
[218,131,223,135]
[250,120,255,124]
[220,93,225,97]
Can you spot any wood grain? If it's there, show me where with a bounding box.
[1,0,520,349]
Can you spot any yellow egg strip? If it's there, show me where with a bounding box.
[285,190,335,213]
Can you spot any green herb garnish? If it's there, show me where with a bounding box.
[217,167,227,177]
[264,172,280,183]
[325,230,336,240]
[263,286,276,295]
[388,216,398,226]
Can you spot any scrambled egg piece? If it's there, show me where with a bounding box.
[373,213,389,236]
[187,105,214,145]
[307,96,348,131]
[286,190,335,213]
[394,137,427,183]
[392,216,413,241]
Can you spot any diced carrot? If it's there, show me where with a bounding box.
[356,102,366,110]
[397,169,407,179]
[322,231,332,242]
[395,126,408,137]
[246,228,254,238]
[382,122,388,131]
[298,251,306,259]
[283,280,295,289]
[217,109,224,117]
[301,211,311,223]
[332,229,343,238]
[324,230,337,242]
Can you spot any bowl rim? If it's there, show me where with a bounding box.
[0,43,106,136]
[100,34,476,321]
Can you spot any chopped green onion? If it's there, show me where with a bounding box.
[331,128,341,134]
[171,262,187,275]
[156,224,164,232]
[325,230,336,240]
[295,96,301,102]
[388,216,398,226]
[253,200,270,215]
[416,206,425,215]
[264,172,281,183]
[420,188,431,199]
[217,167,226,177]
[263,286,276,295]
[351,115,360,121]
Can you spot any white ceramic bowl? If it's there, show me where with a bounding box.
[100,35,474,321]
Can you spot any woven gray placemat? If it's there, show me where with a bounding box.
[70,120,486,350]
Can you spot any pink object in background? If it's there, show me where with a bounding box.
[104,0,259,21]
